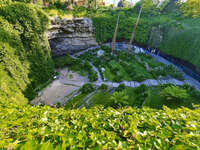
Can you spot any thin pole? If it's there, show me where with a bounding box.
[112,8,121,55]
[128,0,145,52]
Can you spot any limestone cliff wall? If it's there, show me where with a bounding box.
[47,17,98,57]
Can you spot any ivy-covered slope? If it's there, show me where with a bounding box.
[1,101,200,149]
[0,3,54,104]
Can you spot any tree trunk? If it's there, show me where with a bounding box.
[128,0,145,52]
[95,0,97,9]
[112,8,121,55]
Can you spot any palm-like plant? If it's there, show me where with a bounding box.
[111,91,129,107]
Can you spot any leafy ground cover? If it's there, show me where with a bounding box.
[1,100,200,149]
[78,46,183,82]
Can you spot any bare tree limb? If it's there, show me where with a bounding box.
[112,7,121,55]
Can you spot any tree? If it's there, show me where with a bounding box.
[161,86,189,104]
[111,0,123,55]
[179,0,200,17]
[128,0,145,52]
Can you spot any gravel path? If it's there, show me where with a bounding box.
[31,68,88,106]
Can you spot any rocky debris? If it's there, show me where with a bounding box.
[97,49,105,57]
[47,17,98,56]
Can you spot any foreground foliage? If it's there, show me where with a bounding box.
[0,101,200,149]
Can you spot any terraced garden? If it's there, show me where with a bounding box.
[53,46,200,110]
[78,46,184,82]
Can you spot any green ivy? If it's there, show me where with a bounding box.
[0,3,54,103]
[0,101,200,149]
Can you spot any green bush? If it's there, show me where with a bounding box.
[116,83,126,92]
[80,83,95,94]
[110,91,129,107]
[113,75,123,82]
[161,86,189,103]
[88,71,98,82]
[99,84,108,91]
[83,61,92,71]
[135,84,148,94]
[54,55,77,68]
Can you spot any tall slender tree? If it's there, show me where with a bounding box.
[112,0,123,55]
[128,0,145,52]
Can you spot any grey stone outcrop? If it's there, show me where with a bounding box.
[47,17,98,56]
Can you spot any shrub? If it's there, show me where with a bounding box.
[88,71,98,82]
[182,84,200,99]
[134,74,146,82]
[116,84,125,92]
[99,84,108,91]
[135,84,148,94]
[54,55,77,68]
[161,86,189,103]
[80,83,95,94]
[53,1,66,10]
[110,91,129,107]
[83,61,92,71]
[113,75,123,82]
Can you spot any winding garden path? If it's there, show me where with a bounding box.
[32,43,200,106]
[73,42,200,91]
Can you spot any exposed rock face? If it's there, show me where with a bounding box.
[47,17,98,57]
[148,26,163,48]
